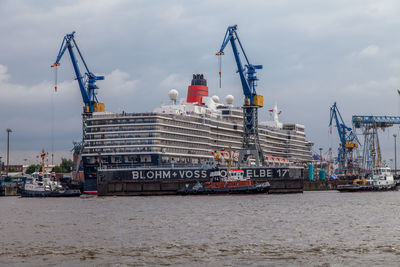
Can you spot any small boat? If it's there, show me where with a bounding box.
[337,166,396,192]
[178,168,270,195]
[20,172,82,197]
[20,149,81,198]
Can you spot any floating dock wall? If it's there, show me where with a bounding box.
[97,166,304,196]
[97,178,303,196]
[303,179,353,191]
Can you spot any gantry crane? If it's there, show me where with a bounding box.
[353,115,400,171]
[51,31,105,113]
[217,25,265,166]
[329,102,360,175]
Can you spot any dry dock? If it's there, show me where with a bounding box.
[303,179,354,191]
[98,178,303,196]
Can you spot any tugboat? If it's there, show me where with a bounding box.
[337,166,396,192]
[20,150,82,198]
[178,168,270,195]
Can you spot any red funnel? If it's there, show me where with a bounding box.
[187,74,208,105]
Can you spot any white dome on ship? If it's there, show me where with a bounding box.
[212,95,220,103]
[225,95,234,105]
[168,89,179,101]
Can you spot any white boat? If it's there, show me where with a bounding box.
[368,166,395,186]
[337,166,396,192]
[20,172,81,197]
[20,150,81,198]
[24,172,62,191]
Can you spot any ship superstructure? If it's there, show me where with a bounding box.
[80,74,312,192]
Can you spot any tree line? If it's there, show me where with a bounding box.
[26,158,73,174]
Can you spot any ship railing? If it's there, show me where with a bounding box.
[91,112,157,119]
[96,162,303,171]
[97,162,219,171]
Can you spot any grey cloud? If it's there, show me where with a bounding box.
[1,0,400,164]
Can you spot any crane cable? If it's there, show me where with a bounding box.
[51,84,55,165]
[217,52,223,88]
[51,63,59,92]
[54,65,58,92]
[50,64,58,165]
[218,54,222,88]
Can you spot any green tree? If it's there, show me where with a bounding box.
[54,158,73,173]
[26,164,40,174]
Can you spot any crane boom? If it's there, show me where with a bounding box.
[51,31,104,113]
[217,25,265,166]
[217,25,263,106]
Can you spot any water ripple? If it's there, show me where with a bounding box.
[1,192,400,266]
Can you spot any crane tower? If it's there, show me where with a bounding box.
[217,25,265,166]
[329,102,360,176]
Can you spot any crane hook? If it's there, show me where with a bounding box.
[51,63,59,92]
[216,52,223,88]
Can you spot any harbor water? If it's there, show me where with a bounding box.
[1,191,400,266]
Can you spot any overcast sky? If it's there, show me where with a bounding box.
[1,0,400,165]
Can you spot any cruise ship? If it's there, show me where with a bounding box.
[79,74,312,193]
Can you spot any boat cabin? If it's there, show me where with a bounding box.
[369,167,394,186]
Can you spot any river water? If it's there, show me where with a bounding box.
[1,191,400,266]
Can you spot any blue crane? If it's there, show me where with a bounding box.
[352,115,400,169]
[217,25,263,107]
[329,102,360,174]
[352,115,400,128]
[51,31,104,113]
[217,25,265,166]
